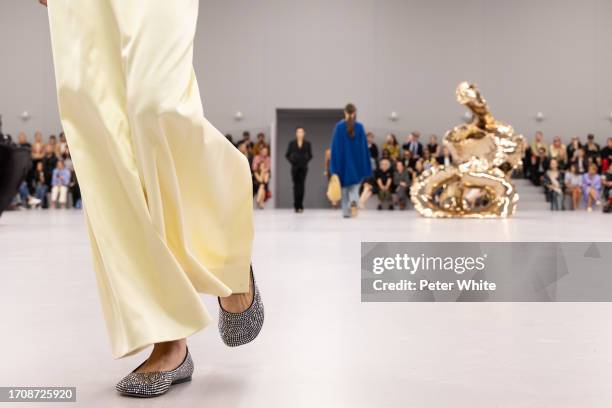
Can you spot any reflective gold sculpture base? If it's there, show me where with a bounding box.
[411,82,525,218]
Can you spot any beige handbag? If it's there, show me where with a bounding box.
[326,174,341,203]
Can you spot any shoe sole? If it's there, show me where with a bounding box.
[117,376,192,398]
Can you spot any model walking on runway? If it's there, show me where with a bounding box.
[285,127,313,213]
[39,0,264,397]
[330,104,372,218]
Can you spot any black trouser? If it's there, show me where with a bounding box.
[291,165,308,210]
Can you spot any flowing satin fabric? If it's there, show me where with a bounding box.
[46,0,253,359]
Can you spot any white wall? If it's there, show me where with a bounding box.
[1,0,611,144]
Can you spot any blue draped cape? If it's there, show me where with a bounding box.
[329,120,372,187]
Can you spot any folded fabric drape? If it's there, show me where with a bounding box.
[47,0,253,359]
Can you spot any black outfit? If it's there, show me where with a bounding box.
[285,139,313,211]
[42,153,58,188]
[0,137,32,216]
[374,167,395,191]
[601,146,612,168]
[368,143,379,170]
[531,156,550,186]
[584,143,600,160]
[567,143,582,163]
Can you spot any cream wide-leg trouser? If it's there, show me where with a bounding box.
[46,0,254,359]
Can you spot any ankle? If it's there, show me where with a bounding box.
[153,339,186,355]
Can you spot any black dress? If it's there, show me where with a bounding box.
[285,140,313,210]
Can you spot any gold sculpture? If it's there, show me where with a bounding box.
[411,82,526,218]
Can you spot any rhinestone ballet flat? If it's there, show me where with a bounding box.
[218,266,265,347]
[115,346,194,398]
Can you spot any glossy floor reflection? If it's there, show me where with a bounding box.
[1,208,611,407]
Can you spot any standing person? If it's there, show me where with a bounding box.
[329,103,372,218]
[40,0,264,398]
[285,127,312,213]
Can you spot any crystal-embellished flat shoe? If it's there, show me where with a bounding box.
[115,346,194,398]
[218,265,264,347]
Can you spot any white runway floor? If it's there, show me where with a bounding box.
[1,208,611,407]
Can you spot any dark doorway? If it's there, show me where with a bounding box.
[275,108,343,209]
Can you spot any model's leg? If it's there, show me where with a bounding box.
[47,0,213,360]
[291,166,299,210]
[298,167,307,209]
[107,0,257,331]
[341,186,350,217]
[109,0,253,293]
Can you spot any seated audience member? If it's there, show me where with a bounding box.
[253,161,270,209]
[58,132,69,159]
[70,170,81,209]
[400,149,416,170]
[582,163,602,212]
[251,146,271,174]
[603,165,612,205]
[549,136,568,169]
[522,144,533,179]
[31,131,45,162]
[375,158,394,210]
[17,132,31,149]
[252,132,269,156]
[437,145,453,167]
[239,131,254,153]
[367,132,379,171]
[380,147,393,163]
[584,134,600,161]
[422,149,435,171]
[32,161,48,208]
[403,132,423,158]
[531,131,547,155]
[564,164,583,211]
[237,140,253,169]
[411,158,425,180]
[426,134,440,156]
[530,147,549,186]
[567,136,582,163]
[601,137,612,172]
[63,147,74,172]
[225,134,234,145]
[42,144,58,190]
[50,160,71,209]
[543,159,564,211]
[570,147,588,174]
[382,134,400,161]
[47,134,60,158]
[393,160,412,210]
